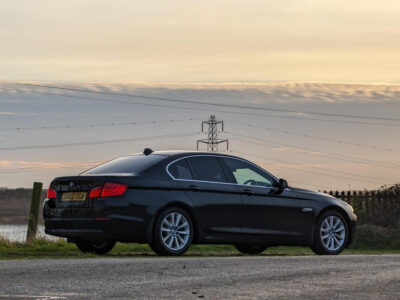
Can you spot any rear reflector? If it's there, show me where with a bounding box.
[101,183,128,197]
[95,217,110,221]
[89,186,102,198]
[47,187,56,199]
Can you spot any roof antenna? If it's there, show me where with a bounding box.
[143,148,154,155]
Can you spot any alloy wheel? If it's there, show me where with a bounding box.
[160,212,190,251]
[320,215,346,251]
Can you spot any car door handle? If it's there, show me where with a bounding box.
[243,189,254,196]
[188,185,201,192]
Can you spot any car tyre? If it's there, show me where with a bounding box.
[91,240,116,255]
[235,244,268,255]
[311,210,348,255]
[75,240,93,253]
[75,240,116,255]
[150,206,194,256]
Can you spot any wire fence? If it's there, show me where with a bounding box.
[326,190,400,228]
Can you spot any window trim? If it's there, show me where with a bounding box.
[166,154,279,189]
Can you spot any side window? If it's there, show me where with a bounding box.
[223,158,275,187]
[187,156,227,182]
[168,159,193,180]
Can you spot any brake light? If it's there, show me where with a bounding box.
[89,186,102,198]
[47,187,56,199]
[101,182,127,197]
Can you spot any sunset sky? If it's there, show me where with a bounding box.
[1,0,400,82]
[1,1,400,190]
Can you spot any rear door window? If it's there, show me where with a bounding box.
[187,156,227,183]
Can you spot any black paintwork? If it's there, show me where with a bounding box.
[43,151,357,247]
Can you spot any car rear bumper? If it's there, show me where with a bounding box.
[43,194,155,242]
[44,216,148,242]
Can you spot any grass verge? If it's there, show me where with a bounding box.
[1,238,400,260]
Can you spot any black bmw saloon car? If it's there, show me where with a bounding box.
[44,149,356,256]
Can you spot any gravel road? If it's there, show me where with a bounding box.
[1,255,400,299]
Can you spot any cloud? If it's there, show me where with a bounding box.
[0,111,16,115]
[2,82,400,105]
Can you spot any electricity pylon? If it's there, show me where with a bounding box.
[197,115,228,152]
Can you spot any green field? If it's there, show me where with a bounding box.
[1,238,400,260]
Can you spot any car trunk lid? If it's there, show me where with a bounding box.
[51,176,104,208]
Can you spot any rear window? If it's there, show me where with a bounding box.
[82,154,165,175]
[168,159,193,180]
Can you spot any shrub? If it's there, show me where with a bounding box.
[352,224,400,248]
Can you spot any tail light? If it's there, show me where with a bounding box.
[101,183,127,197]
[89,186,102,198]
[47,187,56,199]
[89,183,127,198]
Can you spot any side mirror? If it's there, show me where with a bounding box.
[279,179,288,190]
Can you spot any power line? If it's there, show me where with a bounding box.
[5,82,400,123]
[228,139,393,182]
[230,150,392,185]
[0,132,200,151]
[248,160,338,190]
[3,86,400,127]
[0,118,201,131]
[0,162,99,174]
[0,160,99,172]
[286,180,333,190]
[228,120,400,152]
[226,133,400,170]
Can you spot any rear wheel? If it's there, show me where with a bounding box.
[235,244,268,255]
[150,207,193,256]
[311,210,348,255]
[75,240,116,255]
[75,240,93,253]
[91,240,116,255]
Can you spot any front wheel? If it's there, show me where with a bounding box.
[150,207,194,256]
[75,240,116,255]
[235,244,268,255]
[311,210,348,255]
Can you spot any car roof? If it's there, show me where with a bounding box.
[128,150,240,160]
[150,150,239,158]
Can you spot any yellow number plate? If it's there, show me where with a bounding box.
[61,192,87,202]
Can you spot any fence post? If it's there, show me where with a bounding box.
[369,191,375,217]
[26,182,43,243]
[376,190,381,209]
[357,191,363,212]
[382,190,388,210]
[346,191,352,206]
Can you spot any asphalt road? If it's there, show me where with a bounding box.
[1,255,400,299]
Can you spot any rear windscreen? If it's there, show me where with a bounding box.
[81,154,165,175]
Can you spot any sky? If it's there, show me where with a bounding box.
[1,82,400,190]
[1,0,400,82]
[0,1,400,190]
